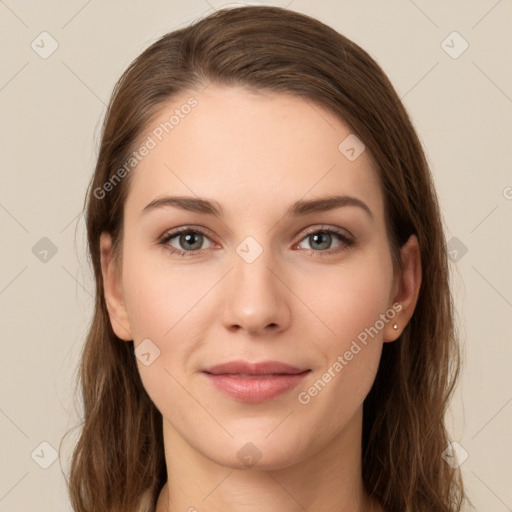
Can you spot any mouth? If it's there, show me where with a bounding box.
[202,360,311,402]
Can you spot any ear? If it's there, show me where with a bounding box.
[99,232,133,341]
[383,234,422,342]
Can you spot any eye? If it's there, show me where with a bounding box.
[158,225,354,258]
[295,226,354,255]
[159,227,214,257]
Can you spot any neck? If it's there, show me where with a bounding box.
[156,406,382,512]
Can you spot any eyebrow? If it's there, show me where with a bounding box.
[141,194,374,220]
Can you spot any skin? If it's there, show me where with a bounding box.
[100,84,421,512]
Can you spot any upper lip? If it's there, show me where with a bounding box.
[202,360,309,376]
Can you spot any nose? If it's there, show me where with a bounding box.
[221,248,291,336]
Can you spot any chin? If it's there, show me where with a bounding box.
[199,433,309,472]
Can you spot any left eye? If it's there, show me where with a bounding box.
[295,228,352,252]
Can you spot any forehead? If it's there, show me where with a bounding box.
[125,84,383,220]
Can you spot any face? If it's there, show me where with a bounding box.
[101,84,412,470]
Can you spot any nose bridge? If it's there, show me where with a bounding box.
[221,237,289,334]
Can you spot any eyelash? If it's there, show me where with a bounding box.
[158,225,354,258]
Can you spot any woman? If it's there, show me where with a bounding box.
[66,5,468,511]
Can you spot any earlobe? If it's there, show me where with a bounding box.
[384,234,422,342]
[99,232,133,341]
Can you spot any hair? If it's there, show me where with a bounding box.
[64,5,468,512]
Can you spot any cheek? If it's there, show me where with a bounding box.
[307,252,394,345]
[296,249,393,401]
[293,264,391,432]
[121,250,205,341]
[121,254,203,417]
[121,252,215,395]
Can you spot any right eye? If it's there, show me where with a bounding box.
[159,227,215,257]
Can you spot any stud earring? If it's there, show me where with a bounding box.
[393,323,398,330]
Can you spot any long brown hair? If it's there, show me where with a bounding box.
[64,6,467,511]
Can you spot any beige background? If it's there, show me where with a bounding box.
[1,1,511,510]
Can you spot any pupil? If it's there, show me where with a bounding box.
[182,232,201,250]
[312,232,330,249]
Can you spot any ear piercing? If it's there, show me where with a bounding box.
[393,323,398,330]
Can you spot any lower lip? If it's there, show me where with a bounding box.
[203,371,310,402]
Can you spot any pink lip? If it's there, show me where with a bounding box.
[202,360,311,402]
